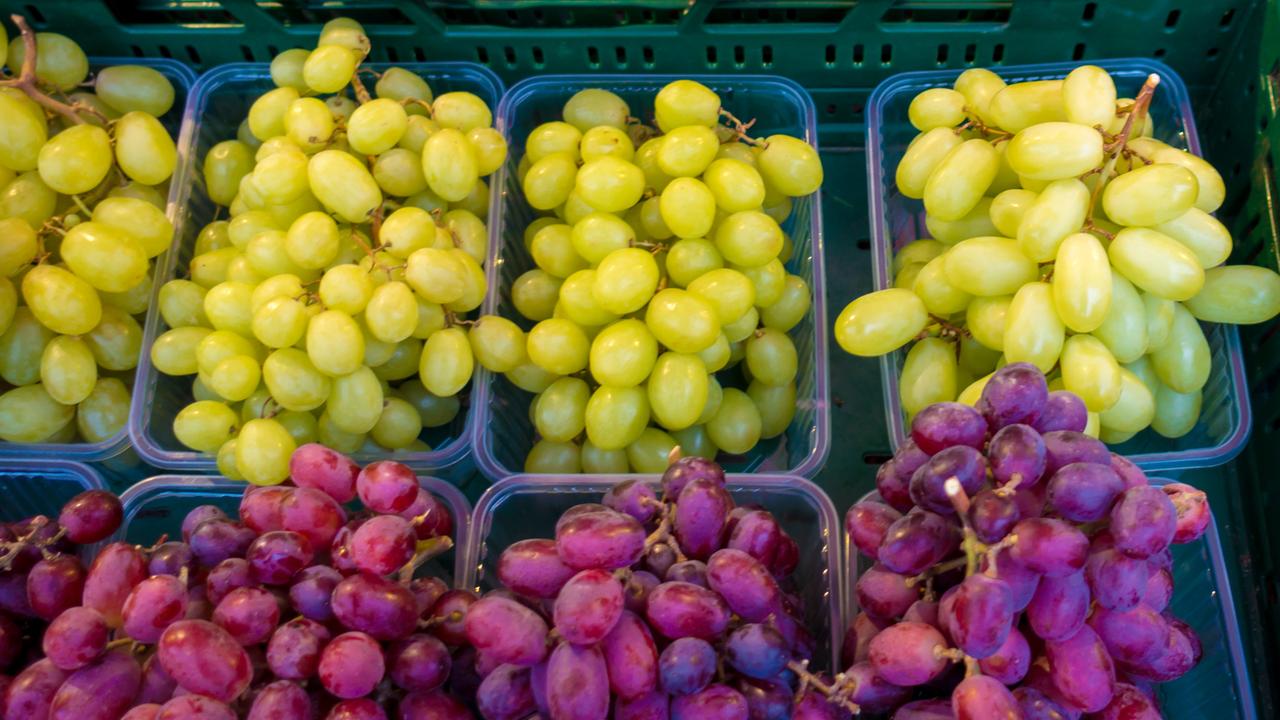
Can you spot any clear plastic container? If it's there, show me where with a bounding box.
[845,477,1256,719]
[472,74,830,480]
[462,473,844,671]
[866,59,1250,472]
[0,459,105,523]
[129,61,503,478]
[0,57,196,469]
[118,473,473,586]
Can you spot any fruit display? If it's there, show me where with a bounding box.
[147,17,505,476]
[836,64,1280,446]
[844,362,1213,717]
[0,16,182,448]
[490,78,824,475]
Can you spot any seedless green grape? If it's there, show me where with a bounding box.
[327,366,384,434]
[895,128,963,200]
[1092,274,1147,364]
[1184,265,1280,324]
[1017,178,1088,262]
[469,315,526,373]
[835,288,927,357]
[1102,163,1198,227]
[899,337,957,416]
[943,236,1038,296]
[627,427,678,473]
[37,124,112,195]
[1052,232,1111,333]
[585,385,649,450]
[647,352,709,431]
[535,377,589,442]
[236,417,296,486]
[744,328,797,387]
[908,88,966,131]
[77,377,130,443]
[40,335,96,405]
[1005,122,1104,181]
[660,177,716,239]
[1003,282,1064,372]
[923,139,998,222]
[173,400,239,454]
[1060,334,1122,412]
[1108,228,1204,301]
[645,288,720,354]
[588,318,657,388]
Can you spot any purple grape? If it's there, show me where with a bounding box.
[674,479,733,561]
[724,623,789,680]
[667,560,708,587]
[349,516,414,577]
[706,549,782,623]
[903,598,940,629]
[547,642,610,719]
[1033,390,1088,433]
[616,691,670,720]
[1026,570,1089,642]
[793,686,848,720]
[239,486,291,534]
[554,568,624,645]
[877,510,960,576]
[267,617,330,680]
[987,423,1047,487]
[1013,686,1076,720]
[400,487,452,540]
[387,634,451,692]
[288,565,342,622]
[290,443,360,503]
[82,542,147,627]
[604,480,660,523]
[318,631,385,699]
[601,610,658,700]
[205,558,251,607]
[148,542,195,577]
[980,550,1040,611]
[841,612,886,665]
[1042,430,1110,476]
[978,361,1049,428]
[331,573,418,641]
[977,627,1030,684]
[1046,624,1117,713]
[556,510,646,570]
[398,690,472,720]
[1110,453,1149,489]
[279,487,346,550]
[1132,617,1201,682]
[410,576,449,616]
[246,680,310,720]
[910,402,988,454]
[1088,605,1170,666]
[463,595,549,666]
[0,571,34,616]
[181,505,228,542]
[659,636,716,695]
[1143,567,1173,612]
[662,456,725,498]
[1162,483,1211,543]
[644,543,679,578]
[846,501,902,561]
[48,648,141,720]
[1111,486,1178,558]
[842,661,911,714]
[1012,483,1047,519]
[426,589,476,646]
[854,563,919,621]
[1009,517,1088,577]
[5,658,68,720]
[645,581,730,640]
[1046,462,1125,522]
[624,570,660,613]
[736,677,792,720]
[875,460,910,513]
[496,538,576,599]
[58,489,123,544]
[1094,683,1161,720]
[136,653,176,705]
[356,460,419,514]
[1086,548,1150,611]
[968,489,1020,544]
[952,674,1020,720]
[121,574,189,644]
[1022,666,1085,720]
[477,664,536,720]
[26,555,86,621]
[949,573,1013,659]
[868,621,949,687]
[670,683,748,720]
[890,698,955,719]
[189,520,256,568]
[728,510,785,566]
[909,446,987,515]
[327,698,386,720]
[43,607,109,671]
[768,535,800,578]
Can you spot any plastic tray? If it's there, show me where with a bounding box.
[462,473,844,671]
[472,74,830,480]
[866,59,1251,472]
[845,477,1257,719]
[0,57,196,467]
[117,474,473,586]
[0,460,105,523]
[128,61,504,477]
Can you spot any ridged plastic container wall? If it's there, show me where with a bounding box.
[118,474,472,585]
[473,74,829,480]
[866,59,1249,472]
[0,460,105,523]
[462,473,844,671]
[129,62,504,478]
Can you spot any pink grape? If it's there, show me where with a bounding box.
[1094,682,1161,720]
[389,634,451,692]
[477,663,536,720]
[968,489,1020,544]
[674,479,733,560]
[148,541,195,576]
[43,607,108,671]
[350,515,416,576]
[616,691,670,720]
[158,620,252,701]
[724,623,789,680]
[136,653,176,704]
[868,621,949,686]
[854,563,919,620]
[1047,462,1124,522]
[1033,390,1088,433]
[327,698,388,720]
[26,555,86,620]
[4,658,67,720]
[1128,617,1200,682]
[280,487,346,550]
[842,661,910,714]
[623,570,660,613]
[1088,605,1170,666]
[978,361,1049,428]
[239,486,291,533]
[189,520,256,568]
[1014,686,1077,720]
[1009,517,1089,577]
[205,558,251,606]
[1111,486,1178,558]
[877,509,959,575]
[706,548,782,622]
[57,490,122,544]
[726,509,783,567]
[556,510,646,570]
[160,694,237,720]
[847,501,901,560]
[290,443,360,502]
[977,627,1030,684]
[841,611,886,665]
[397,690,472,719]
[603,480,660,523]
[556,503,611,532]
[121,574,189,644]
[267,617,330,679]
[1046,624,1117,713]
[671,683,748,720]
[601,611,658,699]
[909,445,986,514]
[903,599,940,629]
[952,675,1020,720]
[1162,483,1211,543]
[331,572,419,641]
[247,530,314,585]
[554,568,625,645]
[356,460,420,513]
[1042,430,1110,476]
[463,595,550,666]
[1110,452,1149,489]
[48,649,141,720]
[410,576,449,615]
[181,505,227,542]
[319,631,385,699]
[910,401,988,454]
[82,542,148,628]
[645,581,730,640]
[1144,567,1173,612]
[1026,570,1089,642]
[122,706,161,720]
[661,456,725,498]
[212,586,280,645]
[1086,548,1149,611]
[247,680,311,720]
[289,564,342,622]
[426,590,476,646]
[498,538,576,598]
[949,573,1013,659]
[987,423,1047,487]
[546,642,610,719]
[398,488,452,540]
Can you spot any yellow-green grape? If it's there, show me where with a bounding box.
[428,92,490,133]
[1060,335,1122,412]
[1052,232,1112,333]
[636,197,672,241]
[959,335,1000,377]
[592,248,659,315]
[1005,122,1104,181]
[585,385,649,450]
[404,186,448,217]
[655,126,718,178]
[419,326,474,396]
[403,247,463,305]
[666,238,723,289]
[173,400,239,453]
[260,348,328,412]
[635,138,674,195]
[692,378,724,428]
[1143,292,1176,352]
[236,417,296,486]
[40,336,96,405]
[529,223,585,279]
[987,80,1066,132]
[444,248,486,313]
[92,197,173,259]
[582,439,630,473]
[150,327,211,376]
[249,149,308,205]
[254,135,301,162]
[757,135,824,198]
[370,397,422,450]
[1093,274,1147,364]
[747,378,796,440]
[374,147,429,197]
[745,327,798,387]
[722,307,760,345]
[249,296,305,349]
[625,428,677,473]
[22,265,102,336]
[696,333,730,374]
[706,387,762,455]
[317,410,365,454]
[896,128,964,200]
[1062,65,1117,128]
[250,273,303,313]
[37,125,112,195]
[75,377,129,443]
[526,318,589,376]
[327,366,384,435]
[317,264,371,315]
[534,377,589,442]
[83,306,142,371]
[1108,228,1204,302]
[302,44,358,94]
[282,212,337,270]
[893,240,945,276]
[196,329,258,376]
[0,383,68,442]
[114,111,177,185]
[659,177,716,240]
[1151,383,1201,439]
[561,190,600,226]
[512,269,561,322]
[523,152,577,211]
[442,209,486,265]
[469,315,527,373]
[912,254,972,315]
[648,352,710,431]
[1004,282,1064,372]
[525,439,582,473]
[373,338,422,381]
[1149,303,1211,393]
[57,221,146,293]
[228,211,279,249]
[559,270,618,327]
[1184,264,1280,324]
[0,91,46,172]
[266,47,310,91]
[964,295,1010,352]
[203,280,254,336]
[716,142,756,166]
[651,81,715,133]
[463,127,506,176]
[925,197,998,245]
[422,128,479,203]
[1102,163,1199,227]
[834,288,927,357]
[738,258,785,308]
[1016,178,1088,262]
[239,386,274,422]
[701,158,764,213]
[0,218,37,277]
[588,318,657,388]
[412,297,446,340]
[1152,208,1231,270]
[1098,368,1155,435]
[0,277,14,336]
[908,88,967,131]
[527,122,583,163]
[283,97,334,153]
[365,281,417,344]
[761,275,811,333]
[988,189,1036,238]
[714,211,782,268]
[673,425,718,461]
[923,139,999,222]
[988,142,1022,195]
[205,354,260,402]
[1149,146,1224,213]
[347,98,409,156]
[306,309,364,377]
[398,379,458,428]
[308,150,381,223]
[898,337,958,415]
[644,288,720,355]
[685,268,754,326]
[575,157,645,214]
[195,222,232,256]
[7,32,88,90]
[326,95,358,124]
[578,125,632,163]
[0,172,57,228]
[217,439,244,480]
[375,66,433,109]
[571,212,634,265]
[957,372,995,407]
[943,236,1038,296]
[246,230,310,278]
[505,361,558,394]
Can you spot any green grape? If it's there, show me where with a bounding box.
[302,45,358,94]
[228,211,279,249]
[0,277,14,336]
[326,95,358,124]
[1060,335,1122,412]
[894,240,945,276]
[1148,146,1223,214]
[559,190,600,226]
[1003,282,1063,372]
[201,280,253,336]
[443,209,487,265]
[1006,122,1104,181]
[965,295,1011,352]
[897,337,959,417]
[656,126,719,178]
[586,318,655,388]
[412,297,444,343]
[0,217,37,277]
[1092,274,1147,364]
[196,329,259,378]
[151,327,212,376]
[714,211,782,268]
[641,288,718,354]
[687,268,755,324]
[716,142,756,166]
[654,80,718,133]
[37,125,112,195]
[375,66,433,110]
[744,328,797,387]
[1108,228,1204,302]
[316,263,371,315]
[658,177,716,240]
[722,307,760,344]
[736,258,785,308]
[895,128,964,200]
[371,148,427,197]
[564,88,630,132]
[923,139,998,222]
[512,269,560,321]
[706,387,761,455]
[575,157,644,213]
[666,238,723,288]
[626,427,678,473]
[1152,208,1231,270]
[236,118,261,150]
[22,264,101,336]
[467,126,509,178]
[404,186,449,216]
[247,229,312,279]
[282,212,338,270]
[988,141,1022,195]
[236,417,296,486]
[114,111,177,185]
[250,150,309,206]
[581,439,630,473]
[1151,382,1201,439]
[255,135,302,162]
[423,128,479,203]
[250,297,307,349]
[60,221,147,293]
[757,135,824,198]
[895,263,926,291]
[585,385,649,450]
[365,281,418,343]
[1184,264,1278,325]
[834,288,926,357]
[84,305,141,371]
[1052,232,1112,333]
[697,376,725,426]
[260,348,328,412]
[40,335,96,405]
[92,197,173,259]
[0,171,57,228]
[206,354,260,402]
[443,248,487,313]
[956,371,994,407]
[988,188,1036,237]
[647,352,710,431]
[671,424,718,460]
[239,385,274,422]
[402,247,463,305]
[7,32,88,90]
[309,150,382,223]
[579,126,633,163]
[373,338,422,381]
[76,377,129,443]
[1142,292,1176,352]
[503,360,555,395]
[635,138,674,194]
[249,273,302,313]
[636,196,673,241]
[283,97,335,153]
[396,378,457,428]
[592,248,659,315]
[1016,178,1088,262]
[420,326,473,396]
[694,331,729,373]
[526,318,589,376]
[908,88,967,131]
[748,379,797,440]
[1097,367,1155,434]
[469,315,527,373]
[306,309,364,377]
[571,212,634,265]
[527,122,583,163]
[0,91,47,172]
[925,197,998,245]
[216,439,244,480]
[528,222,584,279]
[559,270,619,327]
[1058,64,1116,128]
[518,152,576,212]
[1102,162,1198,227]
[525,439,582,473]
[987,80,1065,132]
[173,400,239,453]
[347,98,409,155]
[0,383,69,443]
[360,314,396,368]
[943,236,1037,297]
[318,410,365,453]
[533,377,589,442]
[370,397,422,450]
[958,335,1000,377]
[266,47,310,91]
[427,92,489,133]
[327,366,384,435]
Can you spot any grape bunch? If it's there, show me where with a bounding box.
[500,80,823,474]
[479,453,855,719]
[843,362,1212,718]
[0,16,180,446]
[836,64,1280,444]
[1,448,468,719]
[150,17,506,482]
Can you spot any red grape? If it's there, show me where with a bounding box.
[867,621,949,687]
[213,586,281,645]
[356,461,420,514]
[556,510,645,571]
[674,479,733,561]
[157,620,252,702]
[158,694,236,720]
[43,607,108,671]
[600,610,658,700]
[279,487,346,550]
[57,490,122,544]
[1046,624,1117,713]
[267,617,331,680]
[645,581,730,640]
[554,568,624,645]
[246,680,311,720]
[911,402,988,454]
[978,362,1049,429]
[463,595,550,666]
[121,574,189,644]
[670,683,748,720]
[497,539,576,599]
[26,555,86,620]
[331,573,418,641]
[290,443,360,503]
[319,632,386,699]
[82,542,147,627]
[476,663,536,720]
[546,642,610,719]
[388,634,451,692]
[350,515,416,576]
[854,562,918,621]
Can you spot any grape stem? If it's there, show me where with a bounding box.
[399,97,434,116]
[0,515,54,571]
[395,535,454,583]
[1085,73,1161,222]
[787,659,862,714]
[0,16,107,126]
[955,115,1012,141]
[906,556,967,586]
[928,314,970,340]
[719,108,767,147]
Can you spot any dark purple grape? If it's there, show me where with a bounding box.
[988,423,1047,487]
[890,699,954,719]
[909,445,987,515]
[978,627,1030,684]
[875,460,910,513]
[1162,483,1211,543]
[58,490,123,544]
[546,642,610,719]
[724,623,789,680]
[1026,570,1089,642]
[0,571,34,616]
[205,558,251,607]
[288,565,342,622]
[1022,666,1085,720]
[868,621,949,687]
[1094,682,1161,720]
[5,659,68,720]
[968,489,1020,544]
[267,617,330,680]
[26,555,86,621]
[645,581,730,640]
[736,677,792,720]
[1046,462,1125,522]
[952,674,1020,720]
[1012,483,1047,519]
[400,487,452,541]
[387,634,451,692]
[877,510,960,576]
[978,361,1049,428]
[1042,430,1110,477]
[1111,486,1178,558]
[670,683,748,720]
[728,510,785,567]
[1033,390,1088,434]
[148,542,195,577]
[661,456,725,498]
[855,563,919,621]
[659,636,716,695]
[556,510,646,571]
[463,595,549,666]
[604,480,660,523]
[331,573,418,641]
[644,542,678,578]
[624,570,661,614]
[768,535,799,578]
[1110,453,1149,489]
[616,691,670,720]
[667,560,708,587]
[189,520,256,568]
[980,551,1041,612]
[1088,605,1170,667]
[674,479,733,561]
[843,661,911,714]
[847,501,902,561]
[910,402,988,454]
[1046,624,1117,713]
[1086,548,1149,611]
[1009,517,1088,577]
[476,663,536,720]
[949,573,1013,659]
[841,612,886,666]
[136,653,176,705]
[182,505,228,542]
[1013,686,1076,720]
